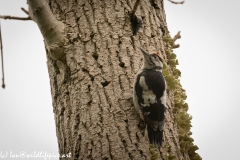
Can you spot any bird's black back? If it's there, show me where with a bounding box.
[135,69,166,122]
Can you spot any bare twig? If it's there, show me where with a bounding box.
[0,15,31,21]
[0,20,5,89]
[21,7,29,15]
[0,7,31,21]
[172,31,181,49]
[168,0,185,4]
[172,31,181,42]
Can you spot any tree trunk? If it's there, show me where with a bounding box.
[29,0,200,159]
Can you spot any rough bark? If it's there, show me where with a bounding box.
[30,0,195,159]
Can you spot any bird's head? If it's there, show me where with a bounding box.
[140,48,163,70]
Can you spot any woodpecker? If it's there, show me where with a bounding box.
[133,48,167,147]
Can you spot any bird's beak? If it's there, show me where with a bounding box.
[140,48,150,58]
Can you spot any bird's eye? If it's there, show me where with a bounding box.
[154,55,159,60]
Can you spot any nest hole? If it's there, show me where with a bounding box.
[101,81,110,87]
[130,13,142,36]
[92,53,98,60]
[119,62,125,68]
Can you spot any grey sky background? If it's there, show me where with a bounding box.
[0,0,239,159]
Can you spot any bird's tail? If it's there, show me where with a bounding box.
[147,124,163,147]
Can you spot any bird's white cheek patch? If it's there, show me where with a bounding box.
[141,90,156,107]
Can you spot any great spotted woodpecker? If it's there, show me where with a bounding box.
[133,48,167,147]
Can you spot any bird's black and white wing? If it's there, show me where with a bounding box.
[134,69,166,147]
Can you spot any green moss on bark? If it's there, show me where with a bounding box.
[162,35,202,160]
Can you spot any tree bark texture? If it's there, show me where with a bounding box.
[44,0,192,159]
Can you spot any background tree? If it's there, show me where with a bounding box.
[1,0,201,159]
